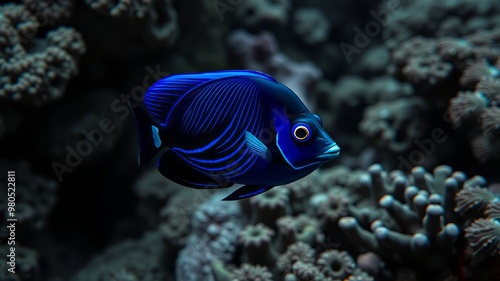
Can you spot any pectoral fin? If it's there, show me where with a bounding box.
[245,131,272,161]
[222,184,275,201]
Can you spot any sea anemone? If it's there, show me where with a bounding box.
[481,106,500,134]
[239,223,275,248]
[276,214,319,250]
[230,264,273,281]
[448,91,488,125]
[317,191,350,226]
[316,249,356,280]
[239,223,276,267]
[471,134,500,163]
[455,185,496,218]
[250,187,290,228]
[486,201,500,220]
[477,77,500,102]
[465,218,500,264]
[460,60,500,86]
[402,55,453,85]
[291,261,325,281]
[437,38,474,60]
[277,241,316,273]
[346,269,375,281]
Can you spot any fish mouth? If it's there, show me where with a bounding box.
[316,144,340,160]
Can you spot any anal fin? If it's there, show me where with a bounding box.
[222,185,275,201]
[158,150,233,189]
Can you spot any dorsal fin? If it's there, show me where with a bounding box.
[144,70,276,123]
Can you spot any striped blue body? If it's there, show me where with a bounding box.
[131,70,340,200]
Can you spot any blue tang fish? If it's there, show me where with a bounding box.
[131,70,340,200]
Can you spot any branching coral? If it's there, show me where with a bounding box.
[337,165,467,274]
[0,3,85,106]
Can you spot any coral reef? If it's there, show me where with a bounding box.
[176,194,244,281]
[79,0,178,58]
[334,164,492,278]
[23,0,74,26]
[3,1,500,281]
[360,97,429,153]
[292,7,330,45]
[383,0,500,49]
[227,29,322,109]
[230,263,273,281]
[448,59,500,163]
[232,0,291,27]
[465,218,500,264]
[71,231,170,281]
[0,3,85,106]
[239,223,277,268]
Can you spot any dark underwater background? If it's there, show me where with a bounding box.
[1,0,500,280]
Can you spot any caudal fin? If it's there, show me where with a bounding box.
[129,103,167,165]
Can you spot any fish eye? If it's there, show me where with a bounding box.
[313,114,323,126]
[292,123,311,142]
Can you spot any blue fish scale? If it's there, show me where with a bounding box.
[144,78,206,122]
[144,71,275,123]
[172,78,264,179]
